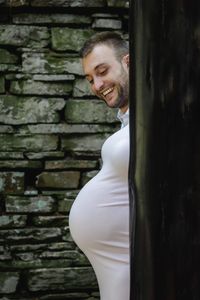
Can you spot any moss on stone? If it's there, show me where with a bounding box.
[51,28,94,52]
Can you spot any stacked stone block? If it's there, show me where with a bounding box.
[0,1,129,299]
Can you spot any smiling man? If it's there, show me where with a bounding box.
[69,32,130,300]
[81,32,129,114]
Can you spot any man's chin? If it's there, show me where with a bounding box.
[104,99,118,108]
[98,94,122,109]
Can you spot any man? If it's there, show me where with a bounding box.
[69,32,130,300]
[80,31,129,126]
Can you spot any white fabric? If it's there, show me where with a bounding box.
[69,121,130,300]
[117,108,129,128]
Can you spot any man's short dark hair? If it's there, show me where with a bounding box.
[80,31,129,60]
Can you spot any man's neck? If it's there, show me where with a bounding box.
[117,108,129,128]
[119,105,129,114]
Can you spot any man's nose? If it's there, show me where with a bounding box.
[93,77,104,91]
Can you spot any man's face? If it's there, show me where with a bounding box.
[82,44,129,113]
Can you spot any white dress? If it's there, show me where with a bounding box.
[69,123,130,300]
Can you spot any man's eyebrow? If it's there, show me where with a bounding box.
[84,63,107,77]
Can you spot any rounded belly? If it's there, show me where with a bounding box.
[69,171,129,255]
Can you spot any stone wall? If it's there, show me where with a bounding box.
[0,1,129,299]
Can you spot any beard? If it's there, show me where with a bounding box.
[115,80,129,109]
[112,67,129,109]
[100,83,129,109]
[96,66,129,109]
[104,73,129,109]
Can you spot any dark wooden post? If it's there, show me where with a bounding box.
[129,1,200,299]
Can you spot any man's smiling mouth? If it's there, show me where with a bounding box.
[102,87,114,96]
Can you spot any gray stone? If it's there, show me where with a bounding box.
[10,80,72,96]
[0,151,24,159]
[31,0,105,7]
[0,25,49,48]
[0,126,13,133]
[0,134,58,151]
[25,151,65,159]
[0,64,19,72]
[21,47,50,52]
[0,228,62,243]
[36,250,89,266]
[0,297,35,300]
[0,252,12,261]
[33,74,75,81]
[0,152,24,159]
[5,195,56,213]
[73,78,93,97]
[48,190,79,199]
[14,252,35,261]
[19,123,118,134]
[92,19,122,29]
[48,241,74,250]
[0,160,42,169]
[22,52,83,75]
[58,198,73,213]
[51,28,94,51]
[65,99,118,123]
[39,292,90,300]
[4,0,29,6]
[0,258,76,270]
[0,49,18,63]
[13,13,91,24]
[42,194,78,219]
[0,215,27,228]
[10,242,74,252]
[92,13,118,18]
[45,159,97,170]
[92,292,100,297]
[0,76,5,93]
[0,172,24,194]
[0,272,19,294]
[61,133,109,152]
[67,151,101,158]
[36,171,80,189]
[37,250,84,260]
[107,0,129,7]
[81,171,99,186]
[27,267,97,291]
[24,187,38,196]
[0,246,7,253]
[0,96,65,124]
[32,215,68,227]
[5,73,31,80]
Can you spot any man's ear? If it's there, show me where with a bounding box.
[122,54,129,68]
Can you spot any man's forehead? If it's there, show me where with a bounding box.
[82,44,116,74]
